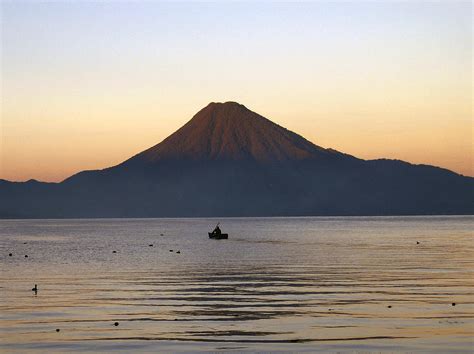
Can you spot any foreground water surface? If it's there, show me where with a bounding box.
[0,216,473,353]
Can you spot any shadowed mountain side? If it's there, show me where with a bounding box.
[0,158,472,218]
[0,101,472,218]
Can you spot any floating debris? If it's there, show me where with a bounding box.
[452,303,456,306]
[114,322,119,326]
[387,305,392,308]
[24,255,28,258]
[8,253,12,257]
[149,244,153,247]
[176,250,181,254]
[32,284,38,292]
[56,329,60,332]
[112,251,117,253]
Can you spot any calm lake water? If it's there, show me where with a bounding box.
[0,216,473,353]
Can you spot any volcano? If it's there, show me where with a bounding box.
[0,101,472,218]
[126,101,341,163]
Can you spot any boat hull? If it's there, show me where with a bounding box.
[208,233,228,239]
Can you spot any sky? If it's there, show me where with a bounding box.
[0,1,472,182]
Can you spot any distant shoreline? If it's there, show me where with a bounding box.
[1,214,472,221]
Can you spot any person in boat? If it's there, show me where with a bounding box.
[213,224,221,236]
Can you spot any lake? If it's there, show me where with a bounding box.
[0,216,473,353]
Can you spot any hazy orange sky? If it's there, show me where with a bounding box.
[1,2,472,182]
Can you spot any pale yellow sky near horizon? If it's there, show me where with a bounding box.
[1,2,472,182]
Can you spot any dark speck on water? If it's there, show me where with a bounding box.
[149,244,153,247]
[112,251,117,253]
[56,329,60,332]
[8,253,12,257]
[24,255,28,258]
[114,322,119,326]
[452,303,456,306]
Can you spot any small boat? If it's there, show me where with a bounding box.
[208,223,228,239]
[208,232,228,239]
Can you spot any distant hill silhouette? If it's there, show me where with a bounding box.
[1,101,472,218]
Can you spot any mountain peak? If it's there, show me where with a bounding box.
[199,101,252,120]
[207,101,246,108]
[128,101,339,164]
